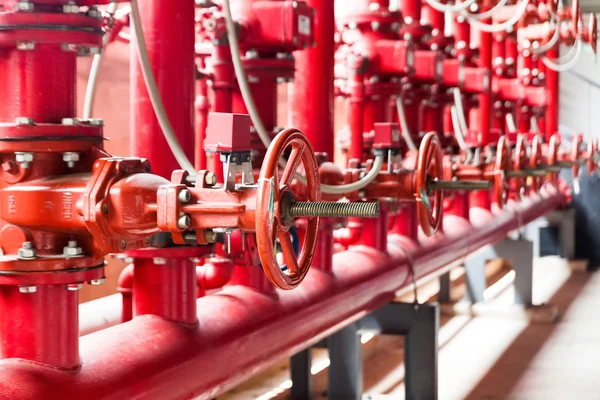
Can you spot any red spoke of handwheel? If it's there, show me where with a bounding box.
[280,142,305,190]
[278,231,298,274]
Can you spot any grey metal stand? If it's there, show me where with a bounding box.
[291,348,312,400]
[458,238,534,306]
[327,302,439,400]
[524,209,575,259]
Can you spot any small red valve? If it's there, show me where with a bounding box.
[530,134,545,193]
[494,135,511,208]
[571,134,583,179]
[587,138,598,174]
[511,134,529,197]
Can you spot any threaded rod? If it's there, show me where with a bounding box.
[428,180,491,191]
[289,202,380,219]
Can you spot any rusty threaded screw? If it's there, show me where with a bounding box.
[289,201,380,219]
[428,180,491,191]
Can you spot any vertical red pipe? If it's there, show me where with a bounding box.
[401,0,421,21]
[0,285,79,370]
[0,44,76,123]
[196,58,209,170]
[133,258,197,325]
[390,203,419,242]
[354,209,389,252]
[130,0,195,179]
[477,19,492,146]
[545,47,559,140]
[289,0,335,159]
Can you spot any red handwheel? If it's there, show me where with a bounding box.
[416,131,443,237]
[530,134,544,193]
[547,133,561,185]
[587,137,598,174]
[494,135,511,208]
[512,134,528,197]
[256,128,320,290]
[571,134,583,179]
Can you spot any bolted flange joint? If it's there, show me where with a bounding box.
[17,241,36,260]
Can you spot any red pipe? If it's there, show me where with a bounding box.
[130,0,195,179]
[0,44,76,122]
[0,189,564,399]
[132,258,197,325]
[197,258,235,291]
[545,47,559,140]
[0,285,79,370]
[195,59,209,170]
[289,0,335,158]
[117,263,134,323]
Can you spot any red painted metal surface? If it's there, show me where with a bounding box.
[0,188,564,399]
[130,0,195,179]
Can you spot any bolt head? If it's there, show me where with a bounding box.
[16,41,35,51]
[204,172,217,186]
[89,47,101,55]
[178,214,191,230]
[204,230,217,243]
[89,279,105,286]
[17,242,36,260]
[153,257,167,265]
[19,286,37,293]
[63,242,83,256]
[62,118,80,126]
[85,118,104,127]
[63,152,80,164]
[178,189,192,203]
[63,3,79,13]
[15,1,34,12]
[87,7,102,19]
[15,117,34,126]
[66,283,83,291]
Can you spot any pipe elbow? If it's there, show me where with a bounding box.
[333,220,363,247]
[117,263,134,294]
[197,257,235,291]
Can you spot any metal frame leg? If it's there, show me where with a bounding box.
[327,303,439,400]
[524,209,575,260]
[493,239,534,306]
[462,254,487,303]
[291,348,312,400]
[328,323,362,400]
[438,272,451,303]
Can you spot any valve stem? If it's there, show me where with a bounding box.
[428,180,491,191]
[289,201,380,219]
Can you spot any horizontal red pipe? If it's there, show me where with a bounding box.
[0,188,563,399]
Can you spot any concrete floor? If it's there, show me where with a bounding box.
[222,256,600,400]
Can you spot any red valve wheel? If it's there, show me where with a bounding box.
[416,131,443,237]
[256,128,320,290]
[587,137,599,174]
[512,134,528,197]
[571,134,583,179]
[530,134,545,193]
[547,133,561,185]
[494,136,511,208]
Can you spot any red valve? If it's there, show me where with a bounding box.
[512,134,528,196]
[256,128,320,290]
[571,134,583,179]
[530,134,545,193]
[416,132,443,237]
[572,0,581,33]
[588,13,597,54]
[547,134,561,185]
[495,136,511,208]
[587,137,599,174]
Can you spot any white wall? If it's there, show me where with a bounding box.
[558,13,600,141]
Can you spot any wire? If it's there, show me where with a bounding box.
[542,38,584,71]
[506,113,517,133]
[396,95,418,152]
[452,88,469,135]
[533,19,561,55]
[222,0,383,194]
[465,0,529,33]
[451,105,469,151]
[83,2,118,119]
[130,0,196,174]
[458,0,508,21]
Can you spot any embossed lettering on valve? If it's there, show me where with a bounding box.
[62,192,73,220]
[7,195,16,214]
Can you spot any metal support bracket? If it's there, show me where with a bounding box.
[523,208,575,260]
[290,348,312,400]
[326,302,439,400]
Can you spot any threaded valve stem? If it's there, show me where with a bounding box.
[289,201,380,219]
